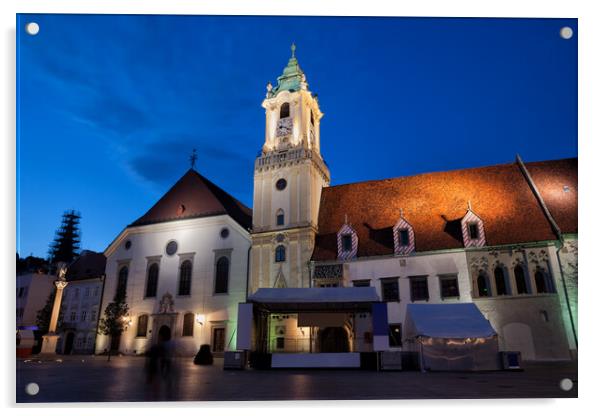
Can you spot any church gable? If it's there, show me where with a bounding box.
[129,169,252,229]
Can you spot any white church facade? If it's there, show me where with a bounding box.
[95,170,252,356]
[95,45,577,366]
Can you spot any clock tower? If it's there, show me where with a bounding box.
[249,44,330,292]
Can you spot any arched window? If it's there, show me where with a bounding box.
[494,266,508,296]
[145,263,159,298]
[280,102,290,119]
[178,260,192,296]
[215,257,229,294]
[275,245,286,262]
[136,314,148,338]
[535,270,547,293]
[182,312,194,337]
[276,209,285,226]
[116,266,128,298]
[310,109,315,126]
[514,265,529,294]
[477,273,490,297]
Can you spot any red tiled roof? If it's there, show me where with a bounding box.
[526,158,577,234]
[66,250,106,281]
[129,169,252,229]
[312,158,577,261]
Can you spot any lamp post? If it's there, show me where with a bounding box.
[40,263,69,355]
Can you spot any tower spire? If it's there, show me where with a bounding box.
[291,42,296,58]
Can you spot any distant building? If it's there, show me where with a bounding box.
[57,250,106,354]
[16,272,55,328]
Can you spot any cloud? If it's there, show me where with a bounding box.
[128,134,253,190]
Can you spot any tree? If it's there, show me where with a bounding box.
[97,292,129,361]
[48,210,82,265]
[17,253,50,275]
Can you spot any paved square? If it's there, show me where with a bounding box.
[16,355,577,402]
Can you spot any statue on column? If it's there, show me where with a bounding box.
[40,262,69,356]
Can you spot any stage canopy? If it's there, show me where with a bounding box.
[247,287,380,312]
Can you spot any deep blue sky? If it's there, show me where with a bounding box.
[16,14,577,258]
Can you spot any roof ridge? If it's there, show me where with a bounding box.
[324,157,577,191]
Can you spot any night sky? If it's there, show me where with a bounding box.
[16,14,577,258]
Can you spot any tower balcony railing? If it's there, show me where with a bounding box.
[255,148,329,176]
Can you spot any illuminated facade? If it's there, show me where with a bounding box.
[245,46,577,362]
[249,44,330,292]
[96,45,577,363]
[96,170,252,356]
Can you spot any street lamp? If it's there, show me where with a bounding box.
[195,313,206,326]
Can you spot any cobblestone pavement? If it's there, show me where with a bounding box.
[16,355,577,403]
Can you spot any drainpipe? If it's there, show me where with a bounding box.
[516,154,577,348]
[245,244,252,302]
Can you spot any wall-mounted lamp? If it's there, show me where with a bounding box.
[195,313,206,326]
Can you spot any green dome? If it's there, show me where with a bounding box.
[268,43,308,97]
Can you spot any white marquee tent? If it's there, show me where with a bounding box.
[404,303,500,371]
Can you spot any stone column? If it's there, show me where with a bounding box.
[40,272,69,355]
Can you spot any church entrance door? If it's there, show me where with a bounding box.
[158,325,172,342]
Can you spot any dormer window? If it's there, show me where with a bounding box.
[280,102,290,119]
[337,222,358,260]
[468,223,480,240]
[461,207,486,248]
[342,234,353,251]
[398,229,410,246]
[393,213,415,255]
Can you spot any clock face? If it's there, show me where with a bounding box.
[276,118,292,137]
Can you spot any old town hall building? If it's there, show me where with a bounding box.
[95,45,577,365]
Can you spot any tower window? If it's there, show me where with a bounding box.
[342,234,353,251]
[310,109,315,126]
[276,209,285,226]
[280,103,290,119]
[275,178,287,191]
[275,245,286,263]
